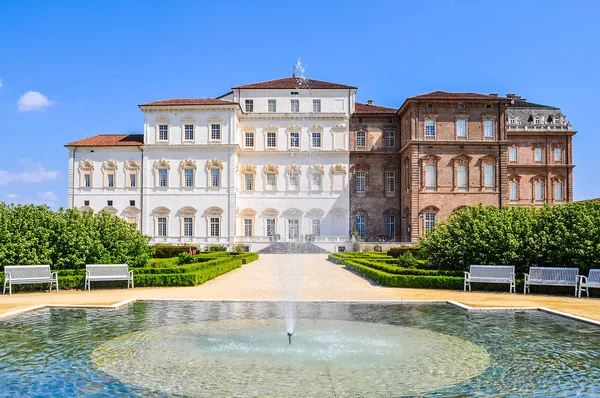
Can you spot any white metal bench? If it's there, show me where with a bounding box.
[3,265,59,295]
[524,267,580,295]
[85,264,134,291]
[578,269,600,298]
[464,265,515,293]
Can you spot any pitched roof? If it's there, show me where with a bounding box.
[354,102,397,114]
[507,99,559,110]
[66,134,144,147]
[232,76,356,90]
[138,98,238,106]
[409,91,505,100]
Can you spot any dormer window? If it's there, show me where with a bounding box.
[534,117,541,125]
[245,100,254,113]
[553,116,561,125]
[291,91,299,96]
[509,118,516,125]
[458,103,464,109]
[427,103,433,108]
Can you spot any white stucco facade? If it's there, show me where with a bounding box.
[67,77,355,251]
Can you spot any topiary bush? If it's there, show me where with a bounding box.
[177,253,196,265]
[205,244,227,252]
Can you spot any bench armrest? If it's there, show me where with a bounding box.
[52,272,58,279]
[128,270,134,276]
[463,271,470,276]
[4,272,10,281]
[524,273,529,282]
[578,275,587,283]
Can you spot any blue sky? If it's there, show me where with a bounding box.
[0,0,598,207]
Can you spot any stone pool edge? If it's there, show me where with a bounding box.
[1,298,599,327]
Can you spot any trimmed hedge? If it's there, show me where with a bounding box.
[344,260,463,290]
[233,252,259,264]
[387,246,420,258]
[152,245,198,258]
[346,258,464,277]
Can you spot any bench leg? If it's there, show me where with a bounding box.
[55,280,59,293]
[575,284,578,297]
[524,282,528,295]
[2,280,7,295]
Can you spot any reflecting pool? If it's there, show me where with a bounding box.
[1,301,599,397]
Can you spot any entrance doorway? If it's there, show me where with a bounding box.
[288,219,300,241]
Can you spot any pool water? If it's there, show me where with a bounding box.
[1,301,599,397]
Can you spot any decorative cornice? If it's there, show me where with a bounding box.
[205,158,224,170]
[179,206,198,216]
[350,163,370,173]
[287,125,302,132]
[309,125,324,132]
[124,160,141,170]
[153,206,171,216]
[240,164,257,175]
[453,154,473,164]
[154,158,171,170]
[102,160,118,170]
[123,205,141,216]
[330,163,347,174]
[308,164,325,175]
[180,158,198,170]
[141,106,238,113]
[263,163,279,175]
[239,114,347,121]
[79,159,94,170]
[286,163,302,174]
[239,208,257,217]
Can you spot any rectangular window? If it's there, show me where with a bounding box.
[266,219,276,236]
[312,132,321,148]
[312,219,321,236]
[509,118,516,125]
[356,131,366,148]
[266,173,276,191]
[158,169,168,187]
[535,181,544,200]
[385,132,395,148]
[554,116,561,125]
[157,217,167,236]
[129,200,135,206]
[290,132,300,148]
[456,119,467,138]
[509,147,518,163]
[245,132,255,148]
[107,200,113,206]
[425,213,436,232]
[184,169,194,187]
[425,164,436,191]
[312,99,321,113]
[268,99,276,112]
[210,168,220,187]
[355,171,366,193]
[534,148,543,163]
[245,174,253,191]
[425,119,435,138]
[555,181,563,201]
[484,120,494,138]
[289,173,299,190]
[457,164,468,191]
[245,99,253,113]
[244,219,253,237]
[210,217,220,237]
[510,181,518,200]
[129,173,136,187]
[183,217,193,237]
[107,174,114,187]
[267,132,277,148]
[386,172,395,194]
[554,148,563,163]
[535,117,541,124]
[184,124,194,141]
[211,124,221,141]
[84,174,91,187]
[386,216,395,236]
[291,99,299,112]
[484,164,495,189]
[356,215,366,238]
[158,125,168,141]
[84,200,90,206]
[312,173,321,190]
[333,174,343,191]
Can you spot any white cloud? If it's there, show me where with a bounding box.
[0,162,60,186]
[37,191,58,203]
[17,91,54,111]
[6,193,19,199]
[0,78,3,90]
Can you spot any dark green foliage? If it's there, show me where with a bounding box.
[205,244,227,252]
[0,204,153,270]
[232,252,259,264]
[152,245,197,258]
[387,246,420,258]
[419,202,600,275]
[344,260,463,290]
[177,253,196,265]
[344,259,463,277]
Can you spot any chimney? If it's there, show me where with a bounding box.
[367,99,373,105]
[489,93,498,97]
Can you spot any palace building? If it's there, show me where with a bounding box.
[66,76,576,250]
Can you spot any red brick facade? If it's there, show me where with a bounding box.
[349,93,576,243]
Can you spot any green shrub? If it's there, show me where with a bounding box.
[419,202,600,275]
[148,257,179,268]
[387,246,420,258]
[344,260,463,290]
[205,244,227,252]
[152,245,197,258]
[233,252,259,264]
[232,243,248,253]
[177,253,196,265]
[345,259,463,277]
[373,244,383,252]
